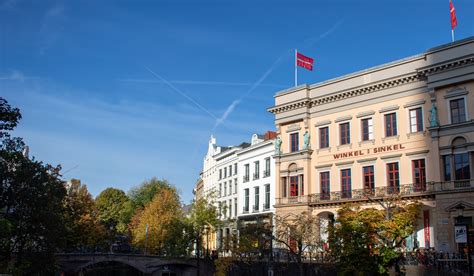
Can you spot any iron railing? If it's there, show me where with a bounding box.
[275,179,474,206]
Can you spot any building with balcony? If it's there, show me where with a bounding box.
[268,37,474,253]
[237,132,277,230]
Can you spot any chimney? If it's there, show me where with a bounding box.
[264,131,277,140]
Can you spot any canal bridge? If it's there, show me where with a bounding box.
[56,253,213,275]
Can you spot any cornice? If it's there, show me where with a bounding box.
[268,55,474,116]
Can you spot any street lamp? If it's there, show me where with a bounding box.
[455,205,472,276]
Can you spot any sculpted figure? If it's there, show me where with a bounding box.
[303,130,311,150]
[275,136,282,155]
[429,104,439,127]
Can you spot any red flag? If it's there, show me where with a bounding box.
[450,0,457,30]
[296,52,314,71]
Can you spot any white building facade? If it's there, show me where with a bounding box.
[237,133,276,228]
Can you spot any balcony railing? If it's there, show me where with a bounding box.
[263,170,270,177]
[253,173,260,180]
[275,180,474,206]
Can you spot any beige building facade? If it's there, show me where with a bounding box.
[268,37,474,252]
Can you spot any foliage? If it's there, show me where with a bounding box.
[329,202,420,275]
[63,179,107,251]
[95,187,131,235]
[0,97,67,274]
[130,187,188,256]
[128,177,176,210]
[274,212,322,276]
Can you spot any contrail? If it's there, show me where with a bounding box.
[213,20,345,130]
[117,78,286,88]
[213,54,286,130]
[144,66,219,120]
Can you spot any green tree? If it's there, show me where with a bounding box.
[63,179,107,251]
[329,201,420,275]
[0,97,67,274]
[95,187,131,235]
[128,177,176,209]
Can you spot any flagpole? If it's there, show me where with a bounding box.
[452,29,455,42]
[295,49,298,87]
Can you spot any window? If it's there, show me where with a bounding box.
[224,167,227,178]
[341,169,351,198]
[361,118,374,141]
[234,198,237,217]
[363,165,375,192]
[219,169,222,180]
[228,199,232,217]
[412,159,426,191]
[244,189,249,212]
[254,187,259,211]
[244,164,250,182]
[234,178,238,194]
[224,182,227,196]
[229,165,232,176]
[228,180,232,196]
[290,132,299,152]
[290,176,299,196]
[450,98,466,124]
[219,183,222,197]
[264,184,270,209]
[218,202,222,218]
[443,155,451,181]
[282,177,287,197]
[319,127,329,148]
[387,162,400,193]
[385,113,397,137]
[254,161,260,180]
[454,153,470,180]
[339,123,350,145]
[320,172,330,200]
[264,158,270,177]
[409,107,423,133]
[234,163,237,175]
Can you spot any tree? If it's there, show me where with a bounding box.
[128,177,176,210]
[188,196,220,254]
[95,187,131,237]
[130,188,186,256]
[329,201,420,275]
[274,212,322,276]
[63,179,107,251]
[0,97,67,274]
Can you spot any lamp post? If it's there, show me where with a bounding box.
[455,205,472,276]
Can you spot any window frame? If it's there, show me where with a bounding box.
[384,112,398,137]
[340,169,352,199]
[386,162,400,194]
[290,132,299,152]
[412,158,426,191]
[319,171,330,200]
[361,117,374,142]
[408,107,424,133]
[339,122,351,145]
[448,97,468,124]
[362,165,375,192]
[319,126,329,148]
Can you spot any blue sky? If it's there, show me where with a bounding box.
[1,0,473,203]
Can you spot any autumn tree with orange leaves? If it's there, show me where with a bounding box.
[130,187,192,256]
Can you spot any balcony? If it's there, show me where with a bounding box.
[253,173,260,180]
[243,175,249,183]
[275,180,474,206]
[263,170,270,177]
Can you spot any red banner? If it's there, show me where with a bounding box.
[297,52,314,71]
[423,210,430,248]
[450,0,457,30]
